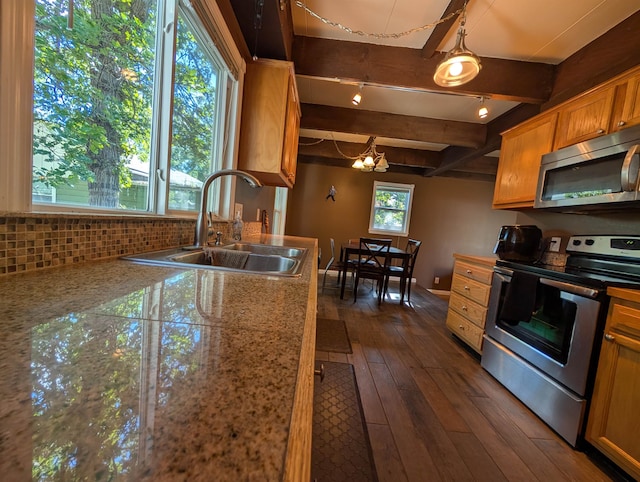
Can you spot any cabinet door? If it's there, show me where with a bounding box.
[553,86,616,150]
[237,59,298,188]
[493,113,557,209]
[282,77,300,186]
[620,75,640,130]
[587,302,640,481]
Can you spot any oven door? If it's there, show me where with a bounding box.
[485,267,602,396]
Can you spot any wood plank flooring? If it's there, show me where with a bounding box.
[315,278,625,482]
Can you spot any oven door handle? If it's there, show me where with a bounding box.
[494,266,601,299]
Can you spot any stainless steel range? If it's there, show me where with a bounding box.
[481,235,640,447]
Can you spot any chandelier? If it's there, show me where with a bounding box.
[351,138,389,172]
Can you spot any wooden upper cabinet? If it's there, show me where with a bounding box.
[619,73,640,130]
[553,86,616,150]
[238,59,300,188]
[586,289,640,481]
[492,112,557,209]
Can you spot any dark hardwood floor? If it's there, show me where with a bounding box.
[315,276,621,482]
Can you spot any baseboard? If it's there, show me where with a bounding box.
[428,289,451,301]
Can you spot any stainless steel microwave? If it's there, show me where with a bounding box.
[534,124,640,211]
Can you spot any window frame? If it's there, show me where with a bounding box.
[0,0,245,218]
[368,180,415,237]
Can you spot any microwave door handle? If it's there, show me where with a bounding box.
[621,144,640,191]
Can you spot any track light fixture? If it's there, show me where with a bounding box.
[478,97,488,119]
[352,84,363,106]
[433,2,481,87]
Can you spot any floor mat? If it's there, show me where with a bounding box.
[312,361,378,482]
[316,318,352,353]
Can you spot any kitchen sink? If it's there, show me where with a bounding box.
[121,243,307,276]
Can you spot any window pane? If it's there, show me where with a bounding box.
[168,11,221,212]
[32,0,157,210]
[369,181,414,236]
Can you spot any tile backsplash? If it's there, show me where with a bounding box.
[0,213,261,275]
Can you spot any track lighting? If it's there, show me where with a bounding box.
[478,97,488,119]
[352,84,363,106]
[433,3,481,87]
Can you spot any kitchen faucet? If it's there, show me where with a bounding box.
[189,169,263,249]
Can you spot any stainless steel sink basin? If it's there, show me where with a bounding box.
[121,243,307,277]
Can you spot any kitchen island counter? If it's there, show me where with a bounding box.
[0,235,318,481]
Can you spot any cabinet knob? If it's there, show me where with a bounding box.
[464,285,470,290]
[466,269,472,274]
[459,325,465,330]
[618,120,626,127]
[597,128,605,134]
[604,333,615,342]
[462,305,468,311]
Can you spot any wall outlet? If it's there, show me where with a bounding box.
[549,237,562,252]
[434,276,440,285]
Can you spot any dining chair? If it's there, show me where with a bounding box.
[384,239,422,304]
[322,238,353,292]
[353,237,392,304]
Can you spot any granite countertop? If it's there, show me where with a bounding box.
[0,235,318,481]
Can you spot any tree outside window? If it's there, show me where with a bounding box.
[32,0,231,212]
[369,181,415,237]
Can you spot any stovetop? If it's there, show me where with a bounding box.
[496,234,640,290]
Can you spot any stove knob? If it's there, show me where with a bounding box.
[585,239,595,246]
[572,239,582,246]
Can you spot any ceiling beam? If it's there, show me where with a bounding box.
[425,103,542,176]
[545,10,640,109]
[421,0,467,58]
[292,36,555,103]
[297,137,443,168]
[300,104,487,148]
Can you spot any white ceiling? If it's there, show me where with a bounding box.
[291,0,640,150]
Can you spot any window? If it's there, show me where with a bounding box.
[29,0,240,215]
[369,181,414,237]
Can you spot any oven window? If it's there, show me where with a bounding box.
[497,283,577,364]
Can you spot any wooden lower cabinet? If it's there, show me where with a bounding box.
[586,287,640,480]
[446,254,496,354]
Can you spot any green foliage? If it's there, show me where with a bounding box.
[33,0,221,208]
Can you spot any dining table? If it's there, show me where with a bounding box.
[339,240,411,300]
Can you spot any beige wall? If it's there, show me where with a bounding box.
[285,162,517,290]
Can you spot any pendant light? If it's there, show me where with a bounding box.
[433,3,481,87]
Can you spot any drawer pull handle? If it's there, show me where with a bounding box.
[461,305,468,311]
[464,285,470,290]
[466,269,472,274]
[619,120,626,127]
[459,325,464,330]
[604,333,615,342]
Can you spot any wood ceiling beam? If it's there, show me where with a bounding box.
[297,137,443,168]
[292,36,555,103]
[425,103,541,176]
[300,104,487,148]
[421,0,467,58]
[545,10,640,109]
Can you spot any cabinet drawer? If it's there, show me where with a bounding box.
[454,261,494,285]
[451,274,492,306]
[446,310,484,352]
[448,291,487,328]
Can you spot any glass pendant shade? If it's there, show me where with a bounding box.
[433,27,481,87]
[352,158,365,169]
